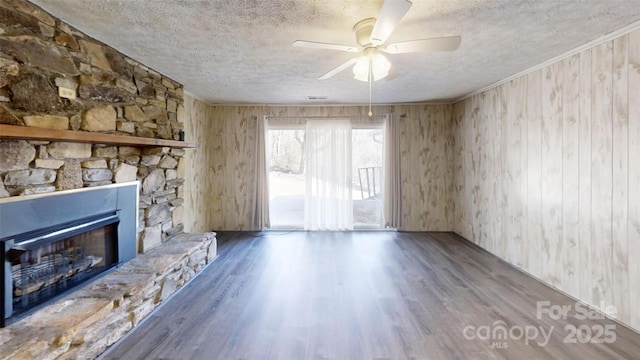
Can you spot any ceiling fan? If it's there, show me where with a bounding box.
[292,0,461,82]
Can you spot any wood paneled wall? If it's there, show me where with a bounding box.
[452,29,640,331]
[185,104,452,231]
[208,106,259,230]
[397,104,453,231]
[183,94,215,232]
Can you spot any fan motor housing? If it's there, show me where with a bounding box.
[353,18,376,48]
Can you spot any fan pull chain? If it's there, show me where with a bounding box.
[368,58,373,117]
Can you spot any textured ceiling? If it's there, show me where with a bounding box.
[30,0,640,105]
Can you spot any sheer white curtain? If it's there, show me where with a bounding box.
[251,115,270,230]
[384,113,402,229]
[304,119,353,230]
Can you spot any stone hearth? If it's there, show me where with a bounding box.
[0,232,216,360]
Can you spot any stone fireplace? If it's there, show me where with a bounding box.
[0,0,187,253]
[0,180,216,360]
[0,2,218,357]
[0,182,138,327]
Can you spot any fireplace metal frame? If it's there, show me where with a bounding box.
[1,211,120,322]
[0,182,138,327]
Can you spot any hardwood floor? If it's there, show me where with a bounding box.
[99,232,640,359]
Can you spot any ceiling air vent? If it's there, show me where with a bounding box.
[307,96,328,100]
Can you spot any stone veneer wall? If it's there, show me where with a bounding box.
[0,0,186,252]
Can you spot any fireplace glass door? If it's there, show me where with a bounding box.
[2,212,119,325]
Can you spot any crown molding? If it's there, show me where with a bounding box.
[454,19,640,103]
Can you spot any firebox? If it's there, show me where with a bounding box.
[0,182,138,327]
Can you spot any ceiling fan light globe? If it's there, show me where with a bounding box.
[371,54,391,81]
[373,70,390,81]
[353,71,370,82]
[353,56,371,82]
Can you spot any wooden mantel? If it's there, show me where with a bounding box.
[0,124,198,148]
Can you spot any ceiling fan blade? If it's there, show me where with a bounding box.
[292,40,359,53]
[383,36,462,54]
[318,57,358,80]
[370,0,412,46]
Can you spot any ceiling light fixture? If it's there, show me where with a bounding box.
[352,49,391,82]
[294,0,462,116]
[352,48,391,117]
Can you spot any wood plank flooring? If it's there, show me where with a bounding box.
[99,232,640,359]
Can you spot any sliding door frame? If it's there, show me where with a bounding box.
[266,121,385,230]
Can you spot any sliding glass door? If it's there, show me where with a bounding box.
[352,127,384,228]
[268,128,306,228]
[267,123,384,230]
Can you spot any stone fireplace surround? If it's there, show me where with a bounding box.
[0,1,217,357]
[0,182,138,326]
[0,183,217,358]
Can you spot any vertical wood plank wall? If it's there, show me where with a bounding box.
[211,106,259,230]
[628,29,640,331]
[396,104,453,231]
[452,29,640,331]
[183,94,215,232]
[188,104,453,232]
